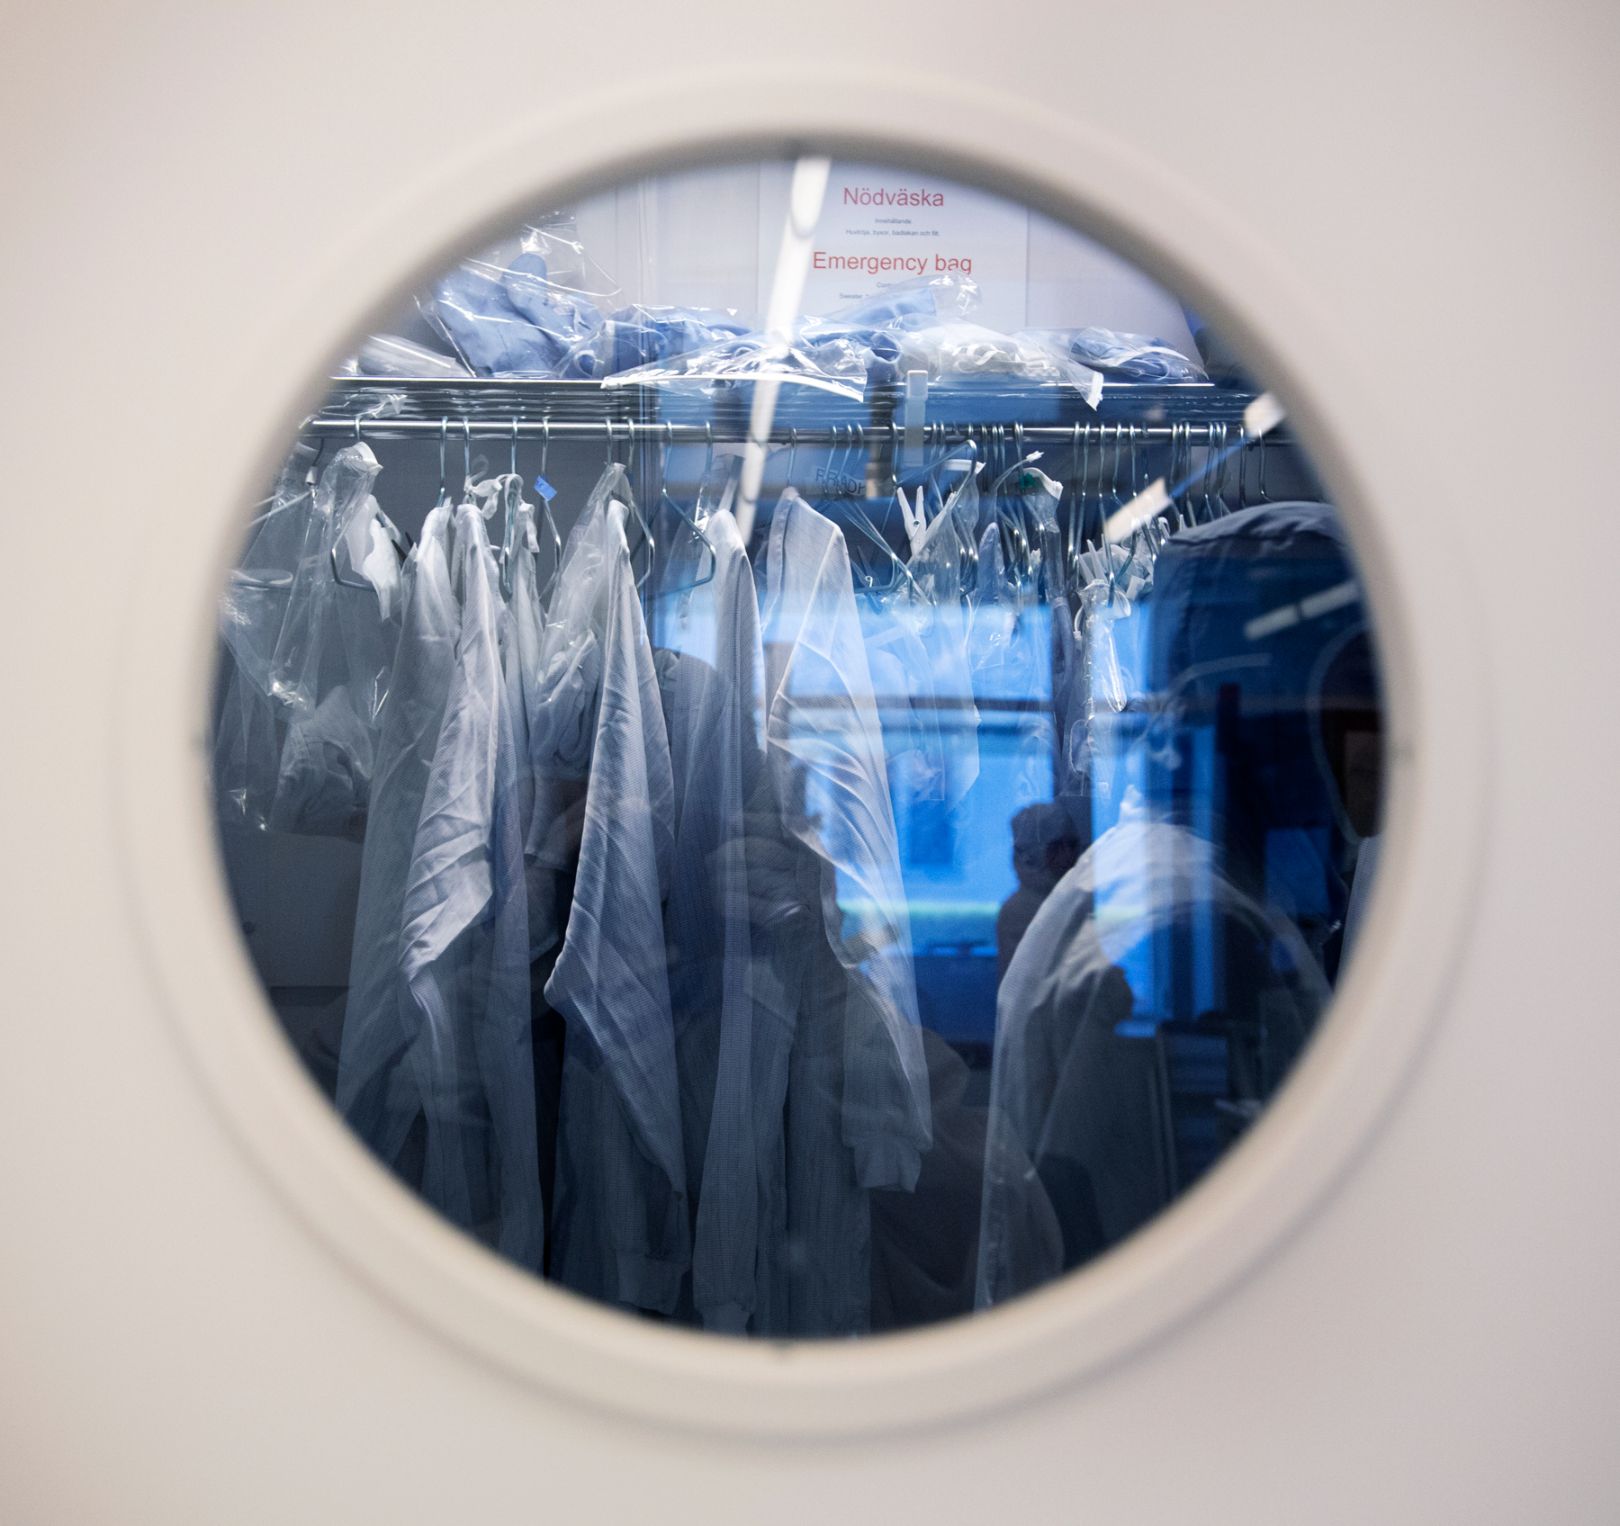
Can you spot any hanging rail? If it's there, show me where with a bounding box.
[310,376,1280,443]
[303,416,1285,447]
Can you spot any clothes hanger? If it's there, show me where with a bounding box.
[947,429,981,593]
[1200,422,1224,523]
[532,419,564,606]
[985,428,1048,594]
[497,419,532,603]
[230,441,324,592]
[833,424,922,605]
[1169,421,1194,533]
[328,416,388,590]
[603,422,657,600]
[654,420,717,598]
[1212,423,1236,517]
[1064,422,1089,593]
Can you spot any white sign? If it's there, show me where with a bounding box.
[760,161,1030,331]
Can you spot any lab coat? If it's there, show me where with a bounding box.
[337,500,542,1268]
[651,505,791,1332]
[538,470,689,1315]
[758,490,932,1334]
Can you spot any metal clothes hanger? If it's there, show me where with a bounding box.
[1175,422,1198,532]
[231,441,324,591]
[1212,423,1236,517]
[497,419,528,602]
[1065,422,1088,591]
[328,415,389,590]
[986,427,1049,592]
[533,419,563,605]
[826,424,919,605]
[654,421,717,598]
[1206,422,1226,521]
[602,423,657,600]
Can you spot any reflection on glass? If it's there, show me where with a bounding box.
[211,156,1384,1339]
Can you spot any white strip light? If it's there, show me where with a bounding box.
[733,156,831,544]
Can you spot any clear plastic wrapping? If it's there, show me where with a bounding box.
[268,443,384,716]
[1019,325,1207,383]
[558,304,749,379]
[340,334,471,380]
[890,322,1103,398]
[421,221,618,378]
[215,442,403,838]
[215,445,318,829]
[976,813,1328,1309]
[904,467,982,809]
[604,273,1105,398]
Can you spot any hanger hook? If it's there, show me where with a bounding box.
[437,418,448,502]
[510,416,519,478]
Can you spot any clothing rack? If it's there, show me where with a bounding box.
[303,415,1275,447]
[307,376,1285,447]
[304,376,1301,544]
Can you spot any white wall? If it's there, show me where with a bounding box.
[2,4,1618,1524]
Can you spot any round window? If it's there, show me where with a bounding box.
[210,152,1386,1340]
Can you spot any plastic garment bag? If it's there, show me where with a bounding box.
[859,581,943,831]
[1018,326,1207,383]
[969,517,1060,816]
[1057,536,1162,834]
[215,441,401,837]
[606,275,985,399]
[649,506,791,1332]
[268,443,383,716]
[214,444,317,828]
[493,487,553,958]
[907,469,984,811]
[976,812,1328,1309]
[757,490,932,1333]
[269,684,379,839]
[219,444,319,695]
[888,321,1104,400]
[259,443,402,838]
[533,466,689,1315]
[559,304,749,379]
[426,255,604,378]
[337,500,542,1268]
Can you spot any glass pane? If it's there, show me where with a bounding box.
[211,153,1385,1337]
